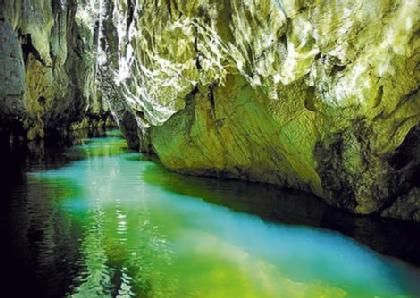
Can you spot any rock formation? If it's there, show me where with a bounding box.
[0,0,113,142]
[0,0,419,221]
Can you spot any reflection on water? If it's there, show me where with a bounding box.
[1,131,420,297]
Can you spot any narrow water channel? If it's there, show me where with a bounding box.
[1,130,419,298]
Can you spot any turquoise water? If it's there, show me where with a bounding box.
[5,131,420,297]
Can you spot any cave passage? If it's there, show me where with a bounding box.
[1,130,419,298]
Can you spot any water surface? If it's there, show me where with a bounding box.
[1,131,420,297]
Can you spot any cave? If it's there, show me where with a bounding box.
[0,1,419,297]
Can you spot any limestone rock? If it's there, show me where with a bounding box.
[107,0,420,220]
[0,0,112,141]
[0,0,418,220]
[0,17,26,130]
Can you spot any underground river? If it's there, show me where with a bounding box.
[1,130,420,297]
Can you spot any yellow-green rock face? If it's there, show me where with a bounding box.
[109,0,419,220]
[1,0,419,220]
[152,75,322,196]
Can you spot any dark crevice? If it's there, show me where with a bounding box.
[380,87,420,121]
[93,19,100,79]
[194,28,202,70]
[304,87,316,111]
[404,86,419,100]
[195,54,202,70]
[73,37,84,59]
[208,83,216,119]
[19,32,48,66]
[52,0,63,46]
[376,125,420,215]
[166,0,172,18]
[373,85,384,108]
[135,110,145,120]
[197,5,211,24]
[165,0,182,18]
[194,26,199,51]
[93,20,100,49]
[186,85,199,106]
[172,0,179,14]
[127,0,135,30]
[409,165,420,187]
[38,96,46,106]
[331,64,346,75]
[120,111,140,150]
[388,125,420,170]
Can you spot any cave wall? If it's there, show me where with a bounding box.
[0,0,419,221]
[0,0,113,142]
[105,0,420,221]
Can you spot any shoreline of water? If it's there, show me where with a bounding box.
[1,130,419,297]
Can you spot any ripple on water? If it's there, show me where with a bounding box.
[1,131,420,298]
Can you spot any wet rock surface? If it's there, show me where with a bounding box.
[0,0,419,220]
[105,0,419,220]
[0,17,26,133]
[0,0,113,142]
